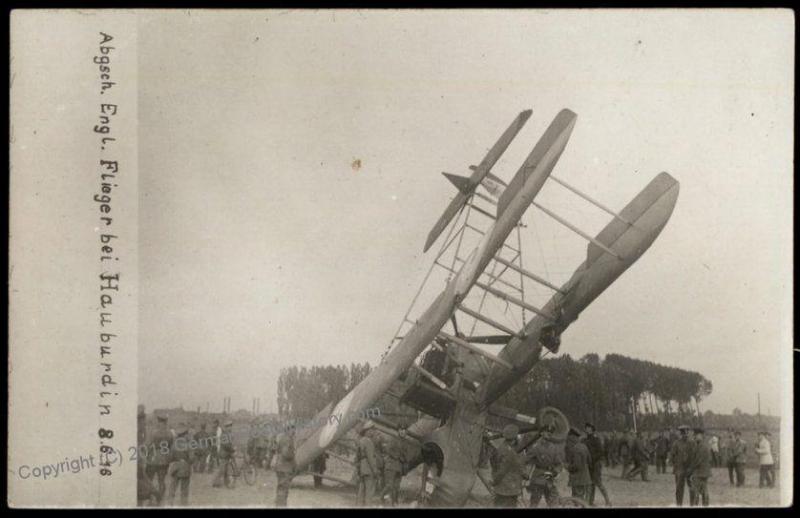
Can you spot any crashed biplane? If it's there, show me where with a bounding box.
[290,108,679,506]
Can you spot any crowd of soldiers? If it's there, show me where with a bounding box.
[487,422,614,508]
[354,420,408,507]
[137,410,297,507]
[137,407,777,508]
[487,421,777,508]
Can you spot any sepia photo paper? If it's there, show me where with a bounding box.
[8,8,794,508]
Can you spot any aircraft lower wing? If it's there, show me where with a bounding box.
[292,109,578,471]
[480,171,680,405]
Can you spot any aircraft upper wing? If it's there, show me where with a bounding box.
[423,110,532,253]
[292,109,578,472]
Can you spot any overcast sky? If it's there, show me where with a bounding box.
[138,9,793,417]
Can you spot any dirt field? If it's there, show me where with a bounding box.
[163,457,782,508]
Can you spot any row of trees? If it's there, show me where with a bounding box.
[276,363,372,419]
[277,353,714,431]
[496,353,714,430]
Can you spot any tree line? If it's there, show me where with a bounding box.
[496,353,713,430]
[278,353,715,431]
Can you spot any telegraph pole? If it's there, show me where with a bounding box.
[757,392,762,425]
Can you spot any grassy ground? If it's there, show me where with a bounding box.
[158,457,783,508]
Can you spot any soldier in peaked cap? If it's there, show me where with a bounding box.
[687,427,712,506]
[583,422,611,506]
[147,413,173,506]
[212,420,236,488]
[274,420,297,507]
[167,424,193,506]
[491,424,524,507]
[670,425,694,506]
[566,427,591,500]
[355,420,379,506]
[524,423,564,507]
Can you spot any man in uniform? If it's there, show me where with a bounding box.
[625,431,651,481]
[246,420,258,467]
[264,426,277,470]
[606,431,619,468]
[524,424,564,507]
[618,430,633,479]
[687,427,712,506]
[212,420,236,488]
[730,430,748,487]
[368,427,386,496]
[355,421,380,506]
[167,424,194,506]
[491,424,524,507]
[669,425,694,506]
[207,419,221,473]
[146,413,173,505]
[193,422,209,473]
[654,429,670,474]
[382,432,408,506]
[709,433,720,467]
[274,421,297,507]
[565,428,591,500]
[311,452,329,488]
[253,422,268,469]
[583,422,612,506]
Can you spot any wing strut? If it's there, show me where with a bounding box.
[437,331,514,369]
[492,255,565,294]
[550,175,633,226]
[474,281,556,321]
[457,304,524,338]
[532,201,623,260]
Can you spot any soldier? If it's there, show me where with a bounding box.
[368,427,386,495]
[212,420,236,488]
[618,430,633,479]
[355,421,380,506]
[254,423,268,469]
[669,425,694,506]
[583,422,611,506]
[606,431,619,468]
[207,419,221,473]
[193,422,209,473]
[687,427,712,506]
[167,425,194,506]
[730,430,748,487]
[625,431,651,481]
[654,429,670,474]
[264,427,277,470]
[755,431,775,488]
[524,424,564,507]
[246,421,257,465]
[709,433,720,468]
[311,452,329,488]
[565,428,591,500]
[382,432,408,506]
[274,422,297,507]
[146,413,173,505]
[491,424,524,507]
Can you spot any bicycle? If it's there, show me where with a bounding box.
[223,452,257,488]
[526,471,588,508]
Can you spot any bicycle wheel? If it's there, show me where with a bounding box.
[224,460,237,489]
[243,462,257,485]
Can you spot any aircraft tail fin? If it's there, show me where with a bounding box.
[442,172,473,195]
